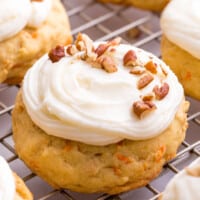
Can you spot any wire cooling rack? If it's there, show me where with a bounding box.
[0,0,200,199]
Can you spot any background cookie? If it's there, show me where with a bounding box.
[0,0,72,84]
[98,0,170,12]
[161,36,200,100]
[0,156,33,200]
[161,0,200,100]
[160,157,200,200]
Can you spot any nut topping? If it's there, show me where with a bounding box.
[137,73,154,89]
[144,60,157,74]
[130,66,145,75]
[95,44,109,57]
[160,64,168,77]
[75,33,96,59]
[142,93,155,101]
[48,45,65,63]
[153,82,169,100]
[133,101,156,118]
[186,165,200,177]
[66,45,78,56]
[97,55,117,73]
[107,37,121,46]
[123,50,137,67]
[95,37,121,57]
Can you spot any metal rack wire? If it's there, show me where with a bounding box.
[0,0,200,199]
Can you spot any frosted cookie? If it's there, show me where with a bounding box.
[0,156,33,200]
[160,157,200,200]
[0,0,72,84]
[161,0,200,100]
[98,0,170,12]
[12,33,189,194]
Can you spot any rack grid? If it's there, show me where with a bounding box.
[0,0,199,199]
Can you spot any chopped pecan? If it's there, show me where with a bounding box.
[186,166,200,177]
[130,66,145,75]
[95,37,121,57]
[95,44,109,57]
[66,45,78,56]
[75,33,96,59]
[97,55,117,73]
[142,93,155,101]
[153,82,169,100]
[48,45,65,63]
[123,50,137,67]
[160,65,168,76]
[133,100,156,118]
[137,73,154,89]
[107,37,121,46]
[144,60,157,74]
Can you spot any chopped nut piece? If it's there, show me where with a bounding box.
[75,33,96,59]
[133,100,156,118]
[130,66,145,75]
[142,93,155,101]
[95,37,121,57]
[107,37,121,46]
[123,50,137,66]
[48,45,65,63]
[137,73,154,89]
[153,82,169,100]
[144,60,157,74]
[66,45,78,56]
[160,65,168,76]
[97,55,117,73]
[95,44,109,57]
[186,166,200,177]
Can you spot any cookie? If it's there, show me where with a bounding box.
[0,0,72,84]
[0,156,33,200]
[161,0,200,100]
[98,0,170,12]
[160,157,200,200]
[12,33,189,194]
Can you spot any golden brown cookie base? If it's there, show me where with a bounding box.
[0,0,72,85]
[13,173,33,200]
[12,91,189,194]
[161,36,200,100]
[98,0,170,12]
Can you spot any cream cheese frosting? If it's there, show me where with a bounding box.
[22,37,184,146]
[0,156,15,200]
[162,157,200,200]
[161,0,200,59]
[28,0,52,28]
[0,0,52,42]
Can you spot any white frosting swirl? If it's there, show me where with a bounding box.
[0,0,52,42]
[22,43,183,146]
[161,0,200,59]
[0,0,31,42]
[0,156,15,200]
[28,0,52,28]
[162,158,200,200]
